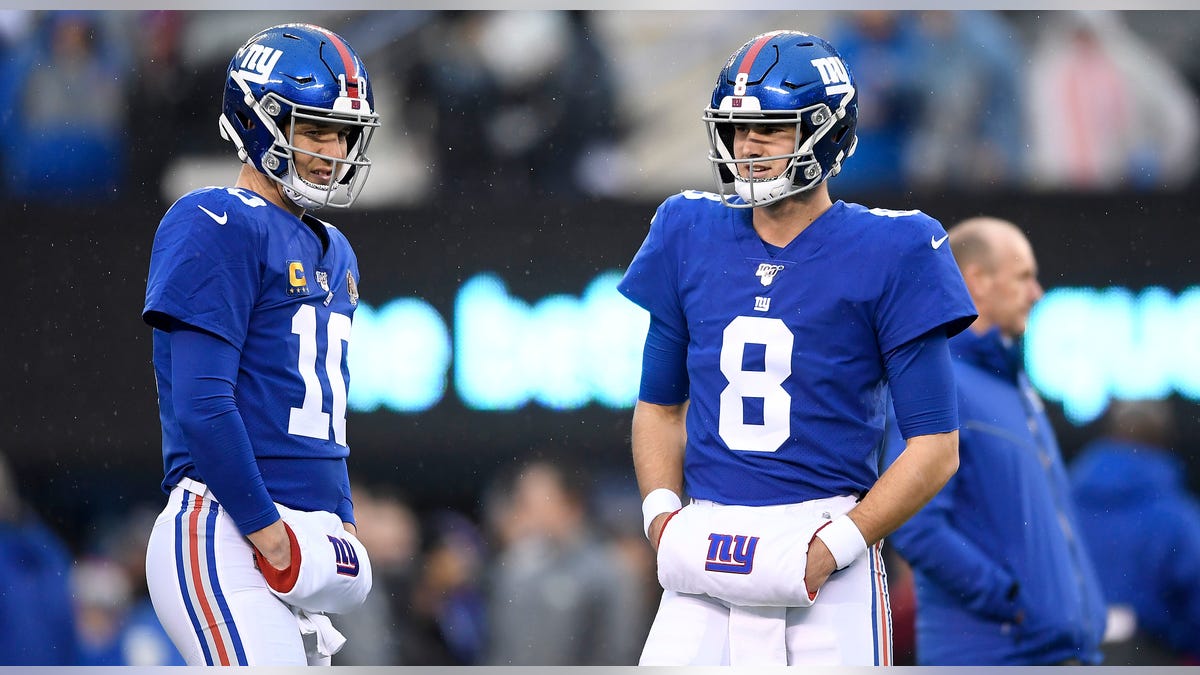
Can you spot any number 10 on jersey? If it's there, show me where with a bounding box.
[288,304,352,446]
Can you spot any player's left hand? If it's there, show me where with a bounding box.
[804,536,837,599]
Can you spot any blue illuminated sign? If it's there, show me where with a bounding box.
[349,277,1200,425]
[1026,286,1200,423]
[349,270,648,413]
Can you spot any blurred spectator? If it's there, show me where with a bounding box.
[331,485,421,665]
[1069,399,1200,665]
[0,11,33,65]
[589,471,658,651]
[823,10,924,194]
[71,557,134,665]
[81,506,185,666]
[1024,11,1200,190]
[881,217,1107,665]
[404,10,624,200]
[483,459,642,665]
[125,11,217,198]
[905,11,1024,190]
[0,452,79,665]
[0,11,129,201]
[0,8,34,188]
[403,509,488,665]
[883,546,918,666]
[1122,11,1200,96]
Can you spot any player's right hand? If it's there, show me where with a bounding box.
[252,520,301,593]
[803,535,837,597]
[257,506,373,614]
[249,519,296,571]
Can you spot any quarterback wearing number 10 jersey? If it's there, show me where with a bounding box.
[142,23,379,666]
[619,191,977,506]
[144,185,358,527]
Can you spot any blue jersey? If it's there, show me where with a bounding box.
[619,192,975,505]
[144,186,359,517]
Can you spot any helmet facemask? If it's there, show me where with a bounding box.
[270,98,378,210]
[704,100,852,209]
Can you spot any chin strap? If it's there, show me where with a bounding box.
[218,114,250,164]
[282,172,334,210]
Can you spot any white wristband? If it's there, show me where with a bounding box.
[815,514,868,570]
[641,488,683,540]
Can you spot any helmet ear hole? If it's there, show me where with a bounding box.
[714,123,737,183]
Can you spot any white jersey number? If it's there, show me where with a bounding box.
[288,304,352,446]
[718,316,794,452]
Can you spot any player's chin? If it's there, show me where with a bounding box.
[299,174,335,191]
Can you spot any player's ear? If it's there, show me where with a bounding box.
[960,262,990,298]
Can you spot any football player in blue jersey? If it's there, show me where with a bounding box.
[619,30,978,666]
[142,24,379,666]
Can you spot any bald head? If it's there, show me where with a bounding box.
[947,217,1043,339]
[948,217,1025,272]
[1104,398,1176,449]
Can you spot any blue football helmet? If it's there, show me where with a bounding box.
[218,23,379,209]
[703,30,858,208]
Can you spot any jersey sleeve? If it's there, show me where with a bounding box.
[874,214,977,354]
[884,328,958,439]
[617,198,688,343]
[638,314,690,405]
[143,192,260,347]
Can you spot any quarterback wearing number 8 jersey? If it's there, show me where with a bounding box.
[619,30,976,666]
[142,23,378,666]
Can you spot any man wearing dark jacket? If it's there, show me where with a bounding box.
[1070,398,1200,665]
[882,216,1106,665]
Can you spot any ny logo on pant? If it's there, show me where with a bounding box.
[704,533,759,574]
[327,535,360,577]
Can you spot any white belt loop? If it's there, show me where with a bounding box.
[176,477,209,498]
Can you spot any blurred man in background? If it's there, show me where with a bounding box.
[0,452,79,665]
[882,217,1107,665]
[1070,398,1200,665]
[484,459,643,665]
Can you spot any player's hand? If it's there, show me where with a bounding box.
[250,519,302,594]
[648,511,675,552]
[804,536,837,598]
[342,521,357,536]
[248,519,294,570]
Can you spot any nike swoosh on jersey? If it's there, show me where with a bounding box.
[197,204,228,225]
[931,234,949,249]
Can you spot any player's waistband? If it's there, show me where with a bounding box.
[689,493,858,520]
[176,476,210,498]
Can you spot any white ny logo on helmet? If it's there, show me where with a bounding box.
[810,56,853,97]
[236,44,283,84]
